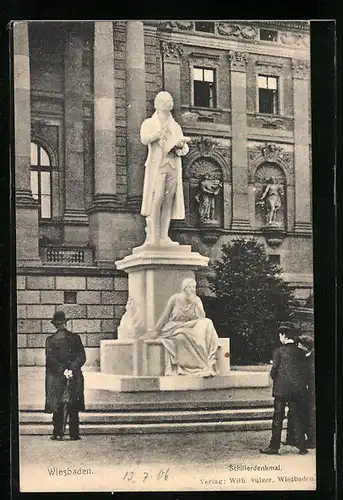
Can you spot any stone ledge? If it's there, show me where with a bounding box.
[19,419,279,435]
[85,372,271,393]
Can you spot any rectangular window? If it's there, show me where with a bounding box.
[258,75,279,114]
[194,22,215,33]
[64,291,77,304]
[260,29,278,42]
[269,254,281,265]
[193,66,217,108]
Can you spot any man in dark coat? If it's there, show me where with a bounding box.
[284,335,316,448]
[45,311,86,440]
[260,325,308,455]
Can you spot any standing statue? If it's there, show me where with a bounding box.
[154,278,220,377]
[195,174,222,223]
[140,91,191,246]
[258,177,283,225]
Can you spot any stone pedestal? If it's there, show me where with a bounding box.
[116,244,209,334]
[99,244,233,386]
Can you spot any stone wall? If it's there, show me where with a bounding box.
[17,272,128,367]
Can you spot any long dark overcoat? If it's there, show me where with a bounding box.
[270,343,307,399]
[45,328,86,413]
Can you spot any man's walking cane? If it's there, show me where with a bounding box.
[61,378,71,438]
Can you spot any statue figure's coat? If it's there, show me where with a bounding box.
[140,111,187,220]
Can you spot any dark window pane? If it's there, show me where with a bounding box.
[269,254,281,265]
[259,88,278,114]
[64,291,77,304]
[260,29,278,42]
[194,22,215,33]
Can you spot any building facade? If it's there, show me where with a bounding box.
[14,20,313,366]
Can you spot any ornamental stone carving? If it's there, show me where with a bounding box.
[217,22,258,40]
[258,115,287,130]
[248,143,293,185]
[228,50,248,71]
[158,20,194,31]
[292,59,311,79]
[160,40,183,60]
[192,136,219,156]
[280,32,310,47]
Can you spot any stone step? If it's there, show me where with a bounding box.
[20,419,283,435]
[20,407,274,425]
[20,386,273,412]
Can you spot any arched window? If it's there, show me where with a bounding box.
[30,142,52,219]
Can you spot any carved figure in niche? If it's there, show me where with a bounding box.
[154,278,220,377]
[140,91,191,246]
[117,298,144,339]
[195,174,222,223]
[258,177,283,225]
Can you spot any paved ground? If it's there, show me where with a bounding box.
[19,431,316,493]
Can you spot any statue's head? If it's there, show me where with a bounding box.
[154,91,174,112]
[181,278,197,296]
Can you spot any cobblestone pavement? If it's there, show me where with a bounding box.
[19,431,316,493]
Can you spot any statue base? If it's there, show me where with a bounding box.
[97,244,259,392]
[100,338,231,377]
[115,244,209,335]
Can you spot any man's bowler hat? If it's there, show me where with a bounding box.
[51,311,67,325]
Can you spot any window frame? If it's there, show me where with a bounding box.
[191,64,218,109]
[194,21,215,34]
[259,28,279,42]
[30,141,53,220]
[256,73,283,116]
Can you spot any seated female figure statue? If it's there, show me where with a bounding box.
[155,278,220,377]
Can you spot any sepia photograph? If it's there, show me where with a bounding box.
[13,19,316,492]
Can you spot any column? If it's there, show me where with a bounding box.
[160,40,183,122]
[126,21,147,211]
[292,59,311,232]
[89,21,119,266]
[63,27,88,242]
[229,50,251,231]
[14,21,41,266]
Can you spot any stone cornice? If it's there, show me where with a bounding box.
[159,31,310,60]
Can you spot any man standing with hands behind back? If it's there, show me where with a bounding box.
[45,311,86,441]
[260,325,308,455]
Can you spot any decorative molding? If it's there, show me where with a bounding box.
[88,194,122,214]
[160,40,183,60]
[258,115,288,130]
[189,51,220,61]
[292,59,311,79]
[158,20,194,31]
[217,23,258,41]
[280,32,310,47]
[248,142,293,185]
[184,144,231,183]
[187,157,222,180]
[16,189,40,209]
[192,136,219,156]
[255,60,284,69]
[261,225,286,248]
[228,50,248,71]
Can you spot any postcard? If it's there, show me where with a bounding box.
[13,19,317,493]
